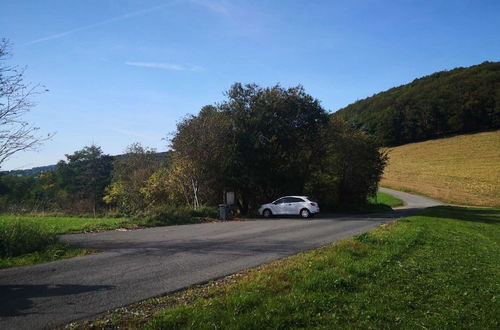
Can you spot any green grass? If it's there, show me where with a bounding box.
[0,242,91,269]
[0,207,218,269]
[369,191,404,207]
[328,191,404,214]
[146,206,499,329]
[75,206,499,329]
[0,206,219,235]
[0,215,132,235]
[0,219,92,269]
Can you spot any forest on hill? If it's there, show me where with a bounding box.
[335,61,500,146]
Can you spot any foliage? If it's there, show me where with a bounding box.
[169,105,234,207]
[0,39,52,167]
[137,206,499,329]
[103,143,166,214]
[0,83,388,215]
[134,205,218,227]
[171,83,386,212]
[306,118,387,207]
[0,145,113,214]
[55,145,113,214]
[336,61,500,146]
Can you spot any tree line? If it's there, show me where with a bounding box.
[335,61,500,146]
[0,83,387,215]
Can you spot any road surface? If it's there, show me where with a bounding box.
[0,188,442,329]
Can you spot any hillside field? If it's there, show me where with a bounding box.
[381,130,500,206]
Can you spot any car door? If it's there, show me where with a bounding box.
[271,198,287,215]
[284,197,304,215]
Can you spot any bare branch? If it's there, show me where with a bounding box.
[0,39,53,168]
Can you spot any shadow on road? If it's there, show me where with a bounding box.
[0,284,114,317]
[261,207,426,221]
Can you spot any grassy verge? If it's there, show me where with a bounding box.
[0,206,218,235]
[369,191,404,207]
[328,191,404,214]
[0,207,218,269]
[0,242,91,269]
[0,220,92,269]
[69,206,499,329]
[0,215,132,235]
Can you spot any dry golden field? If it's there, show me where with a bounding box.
[381,130,500,207]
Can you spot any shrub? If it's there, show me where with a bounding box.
[135,206,218,227]
[0,220,57,257]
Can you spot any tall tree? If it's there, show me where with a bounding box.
[171,83,330,213]
[0,39,52,167]
[57,145,112,215]
[103,143,166,214]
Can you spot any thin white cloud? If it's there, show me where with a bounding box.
[125,61,203,72]
[191,0,229,14]
[23,2,176,46]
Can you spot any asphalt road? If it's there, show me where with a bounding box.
[0,188,442,329]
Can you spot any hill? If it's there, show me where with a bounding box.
[335,61,500,146]
[381,131,500,207]
[0,164,57,176]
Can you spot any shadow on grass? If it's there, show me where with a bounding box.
[0,284,114,317]
[420,206,500,224]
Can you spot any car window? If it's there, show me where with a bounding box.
[289,197,305,203]
[273,198,286,204]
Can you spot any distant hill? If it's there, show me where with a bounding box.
[381,130,500,207]
[335,61,500,146]
[0,151,170,177]
[0,164,57,176]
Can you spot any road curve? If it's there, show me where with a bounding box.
[0,189,443,329]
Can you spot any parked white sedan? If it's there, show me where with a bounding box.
[258,196,320,218]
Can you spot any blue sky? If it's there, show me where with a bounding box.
[1,0,499,170]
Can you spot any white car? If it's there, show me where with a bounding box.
[258,196,320,218]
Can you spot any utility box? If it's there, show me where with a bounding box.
[219,204,230,220]
[219,188,236,221]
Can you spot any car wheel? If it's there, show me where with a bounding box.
[263,209,272,218]
[300,208,310,219]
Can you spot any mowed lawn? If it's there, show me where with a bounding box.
[71,206,500,329]
[382,130,500,207]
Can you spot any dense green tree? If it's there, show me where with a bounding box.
[56,145,112,215]
[306,118,387,206]
[220,83,329,212]
[171,83,386,212]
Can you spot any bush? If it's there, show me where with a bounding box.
[0,220,57,257]
[135,206,218,227]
